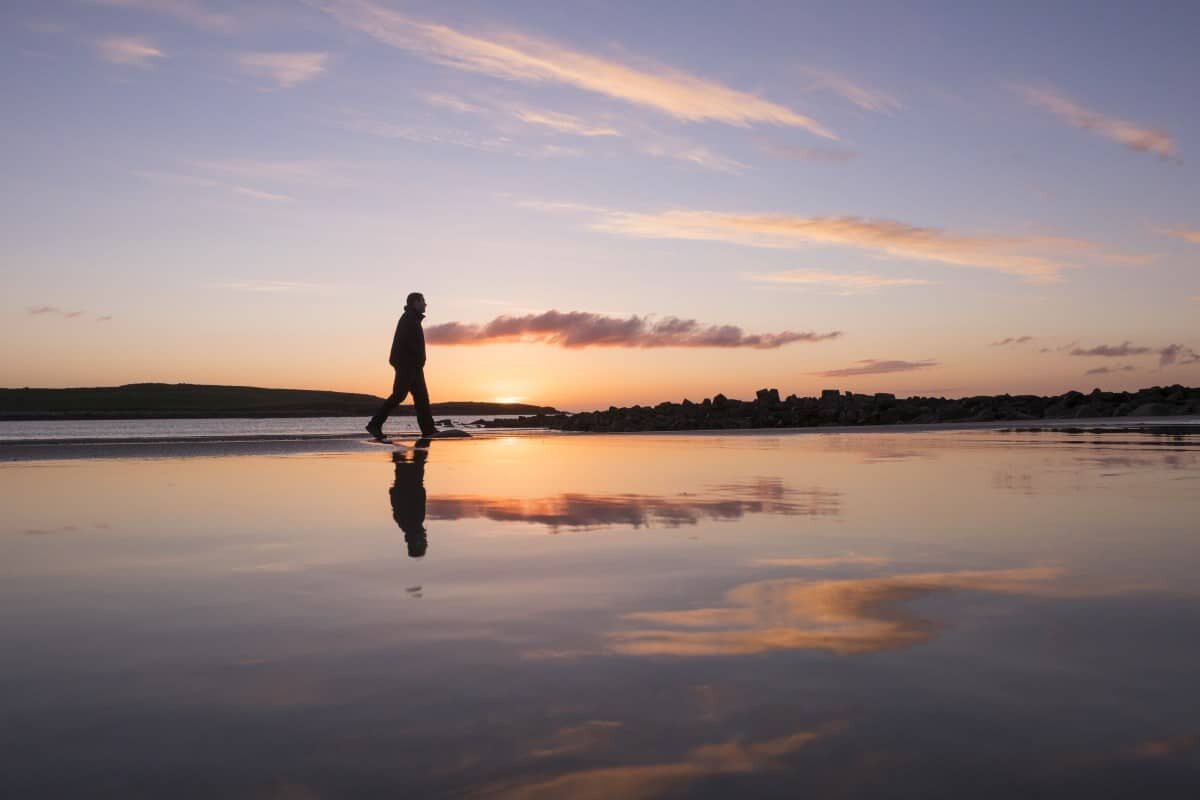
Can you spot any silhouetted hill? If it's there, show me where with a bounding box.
[477,385,1200,431]
[0,383,559,420]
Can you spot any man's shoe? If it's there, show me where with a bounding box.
[365,421,385,439]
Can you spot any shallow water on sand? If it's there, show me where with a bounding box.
[0,414,506,442]
[2,429,1199,798]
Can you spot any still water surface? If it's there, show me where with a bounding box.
[0,415,504,442]
[2,428,1199,797]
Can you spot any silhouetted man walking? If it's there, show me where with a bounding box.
[367,292,437,439]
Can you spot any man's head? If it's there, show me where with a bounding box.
[405,292,427,314]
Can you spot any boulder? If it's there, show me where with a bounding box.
[755,388,781,405]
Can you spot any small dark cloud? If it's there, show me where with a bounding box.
[1159,343,1200,367]
[1085,365,1136,376]
[27,305,88,319]
[27,305,110,321]
[20,525,79,536]
[1070,341,1152,357]
[758,140,858,162]
[817,359,938,377]
[426,311,841,349]
[1068,341,1198,366]
[990,336,1034,347]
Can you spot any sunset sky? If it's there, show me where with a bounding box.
[4,0,1199,408]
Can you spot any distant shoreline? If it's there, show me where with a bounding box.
[0,383,560,421]
[479,385,1200,432]
[0,409,532,421]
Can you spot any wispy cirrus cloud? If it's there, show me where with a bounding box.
[510,108,619,137]
[816,359,938,377]
[189,158,343,185]
[990,336,1034,346]
[800,67,900,113]
[414,93,744,172]
[85,0,236,32]
[135,169,294,202]
[318,0,835,137]
[758,141,858,162]
[341,113,569,158]
[1016,84,1179,163]
[638,141,746,173]
[425,310,841,350]
[231,186,292,202]
[132,169,221,189]
[1161,226,1200,245]
[213,280,328,293]
[422,93,482,114]
[749,270,932,292]
[237,52,328,88]
[422,92,621,138]
[548,206,1141,282]
[96,35,164,66]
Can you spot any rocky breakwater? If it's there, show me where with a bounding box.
[476,385,1200,432]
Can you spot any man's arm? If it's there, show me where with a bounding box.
[388,318,406,366]
[411,320,426,366]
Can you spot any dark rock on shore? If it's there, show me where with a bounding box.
[475,385,1200,432]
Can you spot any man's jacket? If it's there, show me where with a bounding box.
[388,310,427,369]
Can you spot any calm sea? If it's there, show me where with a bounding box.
[0,415,514,443]
[2,424,1199,797]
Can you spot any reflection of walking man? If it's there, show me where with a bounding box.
[367,292,437,439]
[391,441,429,558]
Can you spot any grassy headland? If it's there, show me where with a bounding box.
[0,383,559,420]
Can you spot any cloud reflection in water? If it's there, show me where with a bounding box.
[611,566,1072,656]
[482,722,845,800]
[428,478,840,531]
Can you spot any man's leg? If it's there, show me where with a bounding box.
[411,369,437,436]
[368,368,412,433]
